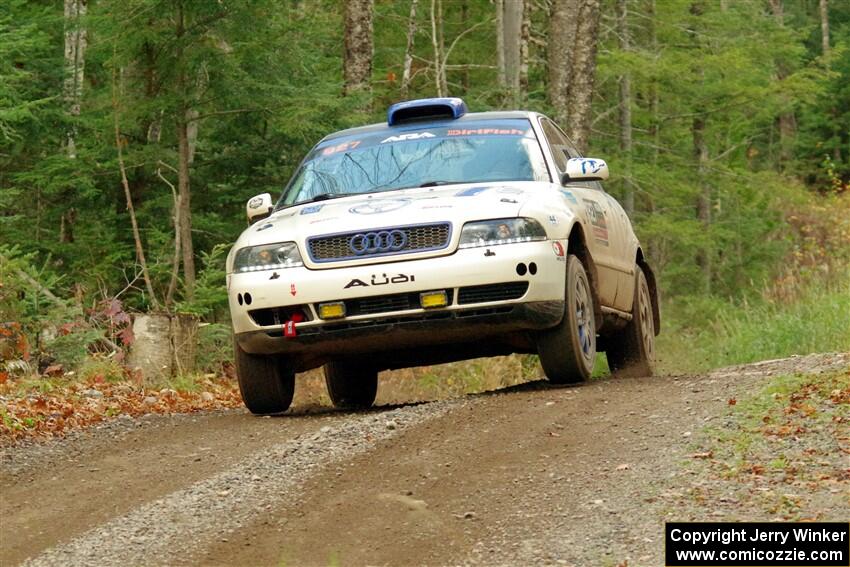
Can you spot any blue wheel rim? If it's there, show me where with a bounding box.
[574,275,594,363]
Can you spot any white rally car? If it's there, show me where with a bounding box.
[227,98,660,414]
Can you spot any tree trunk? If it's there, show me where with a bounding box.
[819,0,839,163]
[496,0,505,87]
[565,0,601,153]
[171,313,198,376]
[617,0,633,215]
[690,1,711,294]
[175,5,196,301]
[186,66,207,165]
[128,313,198,383]
[693,115,711,294]
[430,0,446,97]
[436,0,447,96]
[60,0,86,243]
[156,163,182,307]
[343,0,374,96]
[519,0,531,102]
[59,209,77,243]
[647,0,659,168]
[128,314,173,383]
[401,0,418,98]
[502,0,523,106]
[547,0,579,126]
[768,0,795,170]
[176,114,195,301]
[63,0,87,159]
[461,0,470,91]
[144,43,162,144]
[186,108,200,165]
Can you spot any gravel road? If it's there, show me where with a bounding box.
[2,352,847,566]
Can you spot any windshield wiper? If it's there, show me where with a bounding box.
[287,193,350,208]
[384,180,458,192]
[285,182,461,210]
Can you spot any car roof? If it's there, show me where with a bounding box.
[319,110,538,144]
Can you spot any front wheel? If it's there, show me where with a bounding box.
[536,254,596,384]
[324,360,378,410]
[606,267,656,377]
[234,341,295,415]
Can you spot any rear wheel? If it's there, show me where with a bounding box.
[606,267,655,377]
[234,341,295,415]
[536,254,596,384]
[324,360,378,410]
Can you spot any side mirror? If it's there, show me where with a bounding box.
[560,157,610,184]
[246,193,273,225]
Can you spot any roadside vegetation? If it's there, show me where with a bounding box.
[0,365,241,444]
[667,367,849,521]
[660,283,849,374]
[658,191,850,374]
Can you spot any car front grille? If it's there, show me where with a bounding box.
[457,282,529,305]
[343,290,455,317]
[307,223,451,262]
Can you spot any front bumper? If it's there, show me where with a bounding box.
[229,240,567,368]
[236,300,564,371]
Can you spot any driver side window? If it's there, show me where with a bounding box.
[540,118,577,172]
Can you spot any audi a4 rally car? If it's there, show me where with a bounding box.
[227,98,660,414]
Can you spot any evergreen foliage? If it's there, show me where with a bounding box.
[1,0,847,327]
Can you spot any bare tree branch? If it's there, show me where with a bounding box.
[112,52,160,310]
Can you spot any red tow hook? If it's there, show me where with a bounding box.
[284,311,305,338]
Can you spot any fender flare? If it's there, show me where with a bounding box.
[565,222,603,327]
[636,247,661,335]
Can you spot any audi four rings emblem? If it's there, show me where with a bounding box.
[349,230,408,255]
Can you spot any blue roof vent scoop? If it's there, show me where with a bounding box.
[387,97,468,126]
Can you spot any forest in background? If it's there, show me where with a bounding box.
[1,0,848,383]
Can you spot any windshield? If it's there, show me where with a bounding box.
[276,119,549,208]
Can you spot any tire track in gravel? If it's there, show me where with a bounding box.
[201,375,681,566]
[199,353,849,567]
[17,401,458,567]
[1,410,340,565]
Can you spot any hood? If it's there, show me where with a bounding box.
[235,182,543,257]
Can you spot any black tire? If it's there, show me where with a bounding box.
[606,267,656,377]
[234,341,295,415]
[536,254,596,384]
[324,360,378,410]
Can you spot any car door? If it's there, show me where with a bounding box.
[550,121,638,312]
[537,118,620,308]
[599,189,637,312]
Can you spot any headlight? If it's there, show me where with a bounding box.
[459,218,547,249]
[233,242,304,272]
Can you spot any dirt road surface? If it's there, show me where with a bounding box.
[2,353,847,567]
